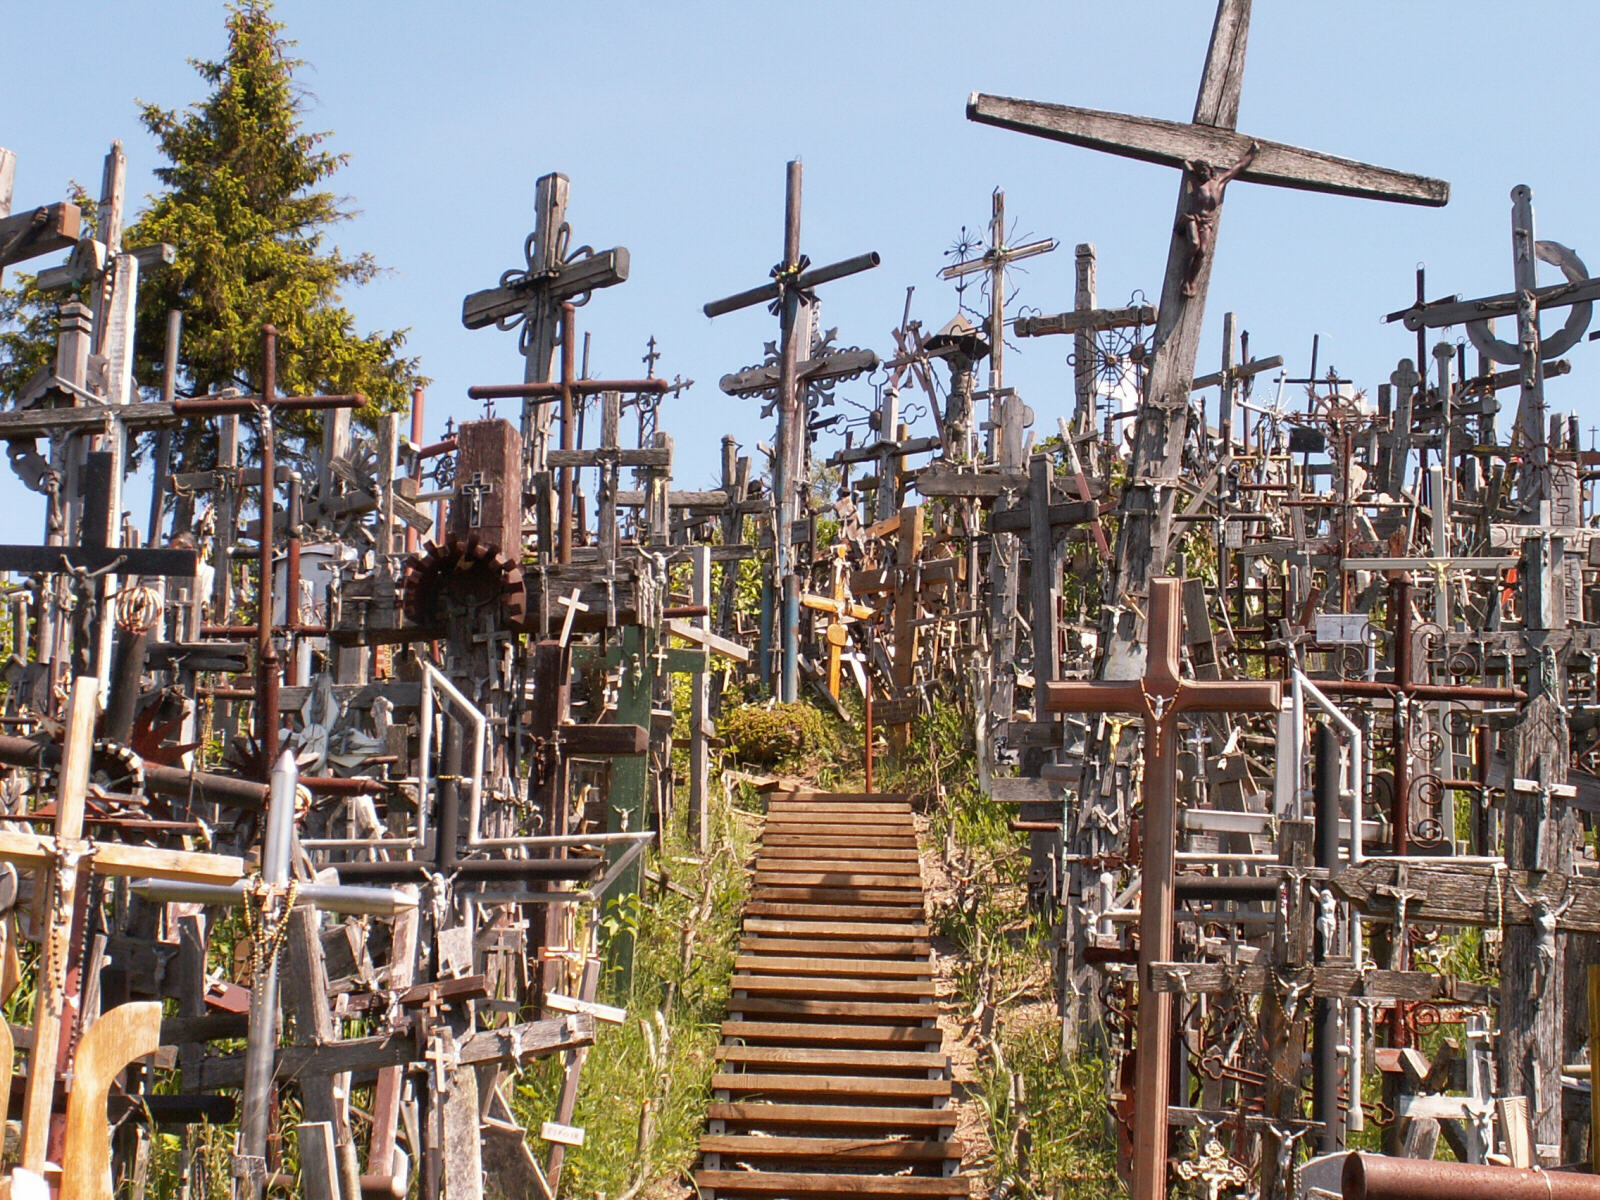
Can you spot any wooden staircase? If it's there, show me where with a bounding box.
[695,791,970,1198]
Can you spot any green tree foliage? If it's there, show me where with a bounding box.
[1,1,424,467]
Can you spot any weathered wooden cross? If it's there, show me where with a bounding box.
[1046,577,1281,1200]
[703,159,879,702]
[1390,185,1595,510]
[968,0,1448,678]
[0,146,82,287]
[0,677,244,1192]
[462,172,628,419]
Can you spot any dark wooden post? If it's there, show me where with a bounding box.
[1047,578,1281,1200]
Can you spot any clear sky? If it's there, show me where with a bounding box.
[4,1,1600,544]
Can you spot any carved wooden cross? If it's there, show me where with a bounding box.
[461,172,628,387]
[1045,577,1280,1200]
[1189,312,1283,451]
[968,0,1449,678]
[703,159,879,703]
[171,325,365,766]
[0,146,82,287]
[801,544,873,701]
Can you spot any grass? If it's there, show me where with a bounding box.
[884,702,1123,1200]
[513,764,757,1198]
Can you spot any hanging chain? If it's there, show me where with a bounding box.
[239,874,301,985]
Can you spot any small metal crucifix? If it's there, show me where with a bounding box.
[458,471,495,529]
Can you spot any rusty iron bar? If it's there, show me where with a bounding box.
[301,777,390,796]
[1174,875,1279,902]
[417,436,457,459]
[1342,1154,1600,1200]
[1047,578,1282,1200]
[0,732,269,808]
[201,624,328,637]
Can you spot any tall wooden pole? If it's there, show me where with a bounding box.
[257,326,280,768]
[776,160,804,702]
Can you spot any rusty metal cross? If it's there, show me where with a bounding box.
[1046,576,1280,1200]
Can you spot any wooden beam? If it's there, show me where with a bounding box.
[0,201,81,266]
[1015,304,1157,337]
[965,95,1449,206]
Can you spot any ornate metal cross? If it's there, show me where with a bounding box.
[1390,184,1595,509]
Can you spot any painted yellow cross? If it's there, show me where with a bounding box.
[800,542,873,699]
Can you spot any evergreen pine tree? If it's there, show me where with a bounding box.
[127,0,423,457]
[0,0,423,469]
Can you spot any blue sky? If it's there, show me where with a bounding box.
[4,1,1600,543]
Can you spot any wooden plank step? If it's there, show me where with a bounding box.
[757,846,923,863]
[726,997,937,1022]
[752,886,927,905]
[756,851,923,868]
[743,906,928,924]
[706,1102,956,1131]
[732,975,935,999]
[712,1073,951,1100]
[699,1134,960,1163]
[761,822,914,835]
[721,1021,943,1048]
[781,792,912,803]
[754,871,924,889]
[715,1045,947,1071]
[753,863,922,880]
[742,918,929,938]
[764,838,921,857]
[694,1170,969,1196]
[734,955,932,978]
[741,910,928,925]
[740,938,930,959]
[771,803,921,812]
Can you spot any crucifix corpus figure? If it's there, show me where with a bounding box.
[1180,141,1257,297]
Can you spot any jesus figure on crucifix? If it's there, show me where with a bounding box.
[1179,140,1258,296]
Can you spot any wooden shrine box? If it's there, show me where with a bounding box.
[449,418,524,555]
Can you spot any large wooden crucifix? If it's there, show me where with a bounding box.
[703,160,880,702]
[1046,578,1281,1200]
[968,0,1448,679]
